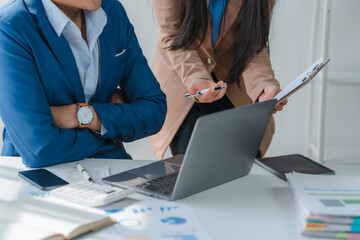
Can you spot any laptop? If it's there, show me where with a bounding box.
[102,99,277,200]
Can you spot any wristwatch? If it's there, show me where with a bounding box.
[76,103,94,128]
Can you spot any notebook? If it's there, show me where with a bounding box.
[255,154,335,181]
[0,197,115,240]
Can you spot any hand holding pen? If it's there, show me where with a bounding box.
[76,163,95,183]
[185,85,226,98]
[185,79,227,103]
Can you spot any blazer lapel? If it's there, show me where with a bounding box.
[214,0,242,49]
[24,0,85,103]
[90,32,112,103]
[91,5,113,103]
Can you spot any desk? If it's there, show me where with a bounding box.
[1,156,359,240]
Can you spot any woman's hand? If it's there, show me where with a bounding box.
[258,85,288,113]
[187,78,227,103]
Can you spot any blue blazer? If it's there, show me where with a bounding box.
[0,0,167,167]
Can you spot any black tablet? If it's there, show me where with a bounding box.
[255,154,335,181]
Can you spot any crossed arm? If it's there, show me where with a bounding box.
[50,89,126,131]
[0,4,166,167]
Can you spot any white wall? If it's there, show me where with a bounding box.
[267,0,315,157]
[1,0,359,162]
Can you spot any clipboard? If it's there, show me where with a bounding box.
[274,58,330,103]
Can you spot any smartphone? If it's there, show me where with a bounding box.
[18,169,69,191]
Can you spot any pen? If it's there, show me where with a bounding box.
[185,85,226,98]
[76,163,95,183]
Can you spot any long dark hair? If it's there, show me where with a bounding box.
[168,0,274,84]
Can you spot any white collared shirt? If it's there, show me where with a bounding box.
[41,0,107,104]
[42,0,108,134]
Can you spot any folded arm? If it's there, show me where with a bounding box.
[91,4,167,142]
[0,6,166,167]
[51,4,166,142]
[0,21,106,167]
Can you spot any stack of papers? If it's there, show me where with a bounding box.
[286,173,360,240]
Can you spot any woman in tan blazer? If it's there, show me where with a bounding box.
[149,0,287,160]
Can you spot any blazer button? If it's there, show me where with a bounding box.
[207,57,215,65]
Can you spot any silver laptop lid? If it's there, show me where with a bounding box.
[171,99,276,200]
[102,100,276,200]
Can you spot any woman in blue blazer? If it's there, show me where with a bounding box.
[0,0,167,167]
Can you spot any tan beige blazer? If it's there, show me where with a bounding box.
[149,0,279,159]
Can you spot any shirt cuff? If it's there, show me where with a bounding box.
[100,124,108,136]
[90,124,108,136]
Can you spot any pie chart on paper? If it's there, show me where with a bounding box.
[161,217,186,225]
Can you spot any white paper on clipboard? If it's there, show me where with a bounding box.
[274,58,330,103]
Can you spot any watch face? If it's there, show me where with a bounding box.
[77,106,94,125]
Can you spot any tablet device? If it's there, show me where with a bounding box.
[255,154,335,181]
[274,58,330,104]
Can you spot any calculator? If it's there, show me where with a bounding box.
[51,181,134,207]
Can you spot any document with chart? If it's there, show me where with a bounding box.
[286,173,360,216]
[92,200,213,240]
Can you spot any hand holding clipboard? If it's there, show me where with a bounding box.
[274,58,330,104]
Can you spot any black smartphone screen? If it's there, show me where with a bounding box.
[18,169,69,191]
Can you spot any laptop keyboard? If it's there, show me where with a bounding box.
[135,172,179,196]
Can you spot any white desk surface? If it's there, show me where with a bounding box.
[1,156,359,240]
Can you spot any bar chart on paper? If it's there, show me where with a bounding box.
[303,187,360,214]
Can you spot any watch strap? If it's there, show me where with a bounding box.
[77,103,89,107]
[78,124,90,128]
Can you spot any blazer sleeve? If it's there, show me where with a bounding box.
[241,46,280,103]
[91,4,167,142]
[0,18,106,168]
[152,0,213,87]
